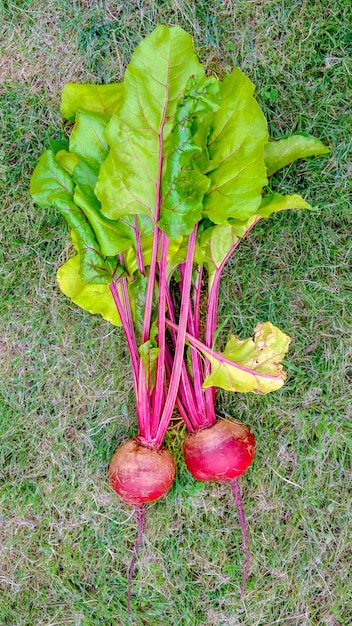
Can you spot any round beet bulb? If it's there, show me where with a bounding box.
[109,439,176,505]
[183,419,256,482]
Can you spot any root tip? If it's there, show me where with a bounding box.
[231,479,251,597]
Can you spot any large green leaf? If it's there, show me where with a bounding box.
[57,255,122,325]
[96,25,204,221]
[69,111,109,170]
[264,133,329,177]
[61,83,122,120]
[158,75,219,238]
[30,150,111,283]
[203,68,268,223]
[201,322,290,393]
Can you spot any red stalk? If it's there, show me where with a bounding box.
[151,231,169,436]
[153,226,198,447]
[164,346,195,432]
[109,281,139,391]
[164,281,204,430]
[192,266,203,339]
[133,214,145,275]
[181,273,207,422]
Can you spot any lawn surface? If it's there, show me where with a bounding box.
[1,1,351,625]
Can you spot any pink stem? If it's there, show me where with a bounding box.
[203,218,262,424]
[141,228,159,344]
[134,215,145,274]
[151,231,169,436]
[181,270,207,421]
[127,504,146,614]
[137,80,169,444]
[154,226,198,447]
[164,346,195,432]
[109,282,139,392]
[164,287,202,430]
[205,217,262,349]
[137,361,150,441]
[192,265,203,339]
[231,479,251,598]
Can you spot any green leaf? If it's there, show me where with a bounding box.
[165,235,190,278]
[158,75,219,238]
[202,322,290,393]
[72,161,133,256]
[69,111,109,170]
[55,150,80,175]
[203,68,268,223]
[138,340,160,389]
[257,192,312,217]
[29,150,111,283]
[61,83,123,120]
[57,255,122,326]
[96,25,204,221]
[200,222,237,271]
[49,139,69,154]
[128,273,150,334]
[264,133,329,177]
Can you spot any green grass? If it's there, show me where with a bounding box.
[1,0,351,624]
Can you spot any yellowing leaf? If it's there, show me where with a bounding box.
[202,322,290,393]
[57,256,121,326]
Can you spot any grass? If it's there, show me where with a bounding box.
[1,0,351,624]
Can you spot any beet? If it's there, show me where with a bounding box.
[109,439,176,505]
[183,418,256,482]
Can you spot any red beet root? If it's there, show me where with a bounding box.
[109,439,176,506]
[183,419,256,482]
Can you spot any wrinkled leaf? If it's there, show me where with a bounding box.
[96,25,204,221]
[61,83,122,120]
[203,68,268,223]
[57,255,122,325]
[158,75,219,238]
[264,133,329,177]
[202,322,290,393]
